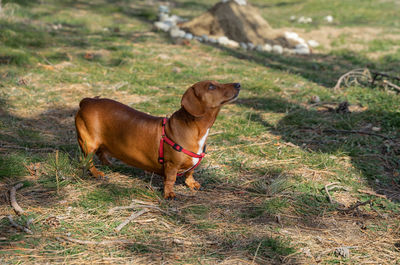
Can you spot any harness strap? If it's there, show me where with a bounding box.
[158,118,206,176]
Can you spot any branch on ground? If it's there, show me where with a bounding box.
[325,182,373,212]
[7,215,33,234]
[9,183,25,215]
[115,209,149,232]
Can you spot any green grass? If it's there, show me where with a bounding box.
[1,0,400,264]
[247,236,296,259]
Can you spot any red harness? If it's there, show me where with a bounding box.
[158,118,206,176]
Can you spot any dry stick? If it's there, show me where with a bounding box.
[10,183,25,215]
[334,68,369,90]
[336,199,373,212]
[357,189,386,199]
[108,205,137,215]
[55,150,60,194]
[7,215,33,234]
[383,80,400,93]
[252,240,263,264]
[108,200,172,216]
[325,183,373,212]
[324,182,341,204]
[56,236,135,245]
[114,209,149,232]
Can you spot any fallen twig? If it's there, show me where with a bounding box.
[109,200,172,216]
[10,183,25,215]
[337,199,373,212]
[252,240,263,264]
[108,205,137,215]
[383,80,400,93]
[357,189,386,199]
[334,68,371,91]
[115,209,149,232]
[7,215,33,234]
[56,236,135,245]
[324,182,341,204]
[325,183,373,212]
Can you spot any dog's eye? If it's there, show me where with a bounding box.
[208,84,216,90]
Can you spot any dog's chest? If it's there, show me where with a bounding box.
[192,129,209,165]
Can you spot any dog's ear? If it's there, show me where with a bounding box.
[181,86,206,117]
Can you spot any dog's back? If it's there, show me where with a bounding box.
[75,97,163,174]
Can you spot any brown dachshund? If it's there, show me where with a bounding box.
[75,80,240,199]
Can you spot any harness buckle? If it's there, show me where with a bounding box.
[172,143,183,152]
[158,157,164,164]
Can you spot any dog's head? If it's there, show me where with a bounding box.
[181,80,240,117]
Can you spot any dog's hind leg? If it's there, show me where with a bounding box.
[96,147,112,166]
[75,114,106,179]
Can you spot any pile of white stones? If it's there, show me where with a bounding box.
[153,2,319,55]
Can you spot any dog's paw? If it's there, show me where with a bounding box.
[164,191,176,200]
[185,180,201,191]
[192,181,201,190]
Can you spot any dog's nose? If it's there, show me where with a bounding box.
[233,83,241,89]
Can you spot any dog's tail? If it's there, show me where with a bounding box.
[79,96,100,108]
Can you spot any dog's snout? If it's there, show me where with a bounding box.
[233,83,241,89]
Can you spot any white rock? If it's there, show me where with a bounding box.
[170,28,185,38]
[194,36,203,42]
[202,34,209,42]
[247,42,255,50]
[217,36,229,45]
[262,44,272,52]
[159,13,169,22]
[226,39,239,48]
[159,5,169,14]
[298,16,312,24]
[294,43,310,55]
[284,31,306,46]
[283,48,293,54]
[324,15,333,23]
[223,0,247,5]
[272,45,283,54]
[184,33,193,40]
[234,0,247,5]
[240,42,248,50]
[285,31,299,39]
[256,45,263,52]
[169,15,180,23]
[209,37,217,43]
[307,40,319,48]
[286,49,296,55]
[154,21,171,32]
[290,15,296,21]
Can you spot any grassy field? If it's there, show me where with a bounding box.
[1,0,400,264]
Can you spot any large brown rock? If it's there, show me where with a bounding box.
[179,1,277,45]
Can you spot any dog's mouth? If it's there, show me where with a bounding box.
[221,92,240,105]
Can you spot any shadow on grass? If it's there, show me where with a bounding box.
[236,96,400,200]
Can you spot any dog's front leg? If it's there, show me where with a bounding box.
[163,163,178,199]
